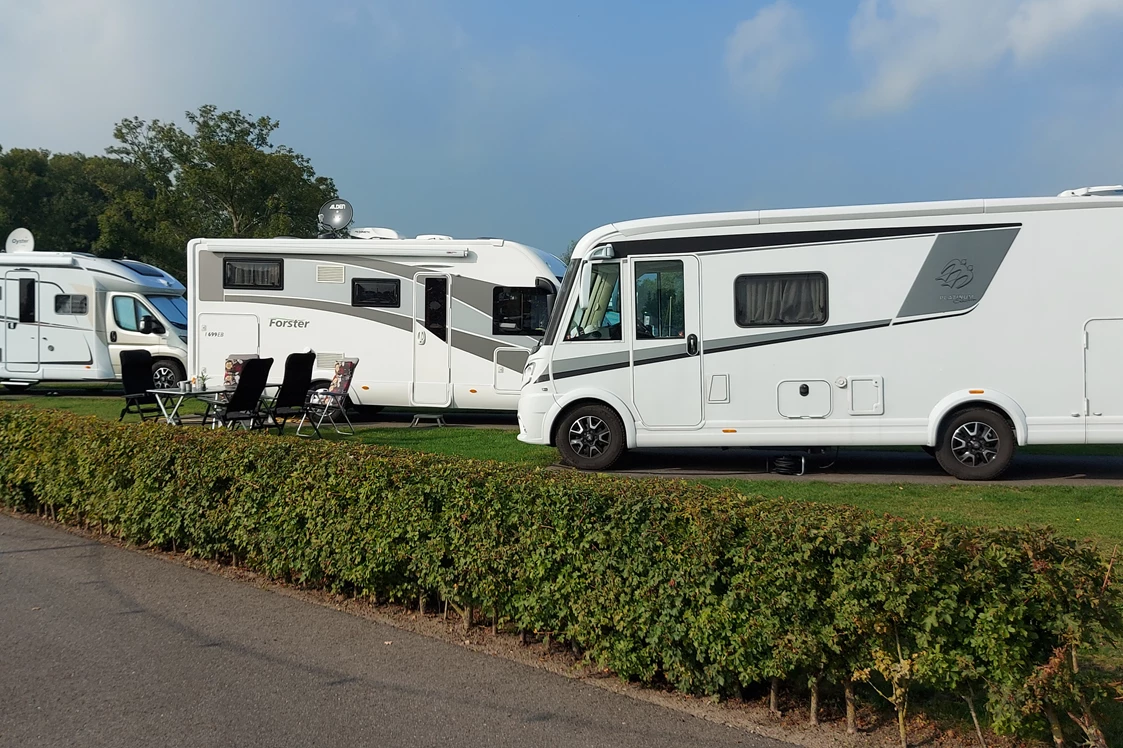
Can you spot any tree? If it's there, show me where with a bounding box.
[104,105,337,277]
[0,147,108,253]
[559,239,578,264]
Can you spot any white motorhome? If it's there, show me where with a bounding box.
[186,232,565,411]
[516,186,1123,480]
[1,230,189,391]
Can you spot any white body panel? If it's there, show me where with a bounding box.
[518,194,1123,451]
[0,253,187,384]
[186,237,564,411]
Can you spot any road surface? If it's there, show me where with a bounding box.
[0,514,785,748]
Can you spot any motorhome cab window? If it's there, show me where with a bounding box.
[734,272,828,327]
[564,263,622,341]
[493,287,550,336]
[54,295,88,315]
[352,278,400,308]
[635,260,685,338]
[223,258,283,290]
[113,296,156,332]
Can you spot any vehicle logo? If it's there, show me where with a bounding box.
[268,318,310,329]
[936,259,974,289]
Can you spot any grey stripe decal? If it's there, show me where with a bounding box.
[896,227,1019,319]
[226,295,413,332]
[633,343,689,364]
[705,320,892,354]
[552,350,631,376]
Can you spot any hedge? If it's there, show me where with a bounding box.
[1,406,1119,746]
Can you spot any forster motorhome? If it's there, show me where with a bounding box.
[186,231,565,411]
[516,186,1123,480]
[0,229,188,391]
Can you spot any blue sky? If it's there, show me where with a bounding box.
[2,0,1122,257]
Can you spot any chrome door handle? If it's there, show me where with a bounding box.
[417,330,426,345]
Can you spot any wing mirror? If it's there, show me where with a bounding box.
[139,315,165,335]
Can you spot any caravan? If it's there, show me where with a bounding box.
[0,230,188,391]
[516,186,1123,480]
[186,231,565,411]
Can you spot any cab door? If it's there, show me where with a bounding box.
[3,271,40,373]
[107,294,162,376]
[630,257,703,428]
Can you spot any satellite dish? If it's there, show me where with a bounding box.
[318,198,354,232]
[4,228,34,253]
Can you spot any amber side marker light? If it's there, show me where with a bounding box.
[969,389,985,394]
[470,389,478,393]
[361,385,370,390]
[723,429,737,433]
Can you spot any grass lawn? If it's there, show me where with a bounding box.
[5,393,1123,548]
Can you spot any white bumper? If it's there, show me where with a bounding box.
[517,391,554,445]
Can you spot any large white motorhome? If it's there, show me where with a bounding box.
[0,230,189,391]
[516,186,1123,480]
[186,231,565,411]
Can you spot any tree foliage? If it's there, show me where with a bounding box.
[0,106,336,280]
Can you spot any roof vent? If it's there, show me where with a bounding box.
[316,264,346,284]
[350,227,401,240]
[1057,185,1123,197]
[416,234,454,240]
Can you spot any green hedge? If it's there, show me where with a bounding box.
[1,407,1119,745]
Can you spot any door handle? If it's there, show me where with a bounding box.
[110,331,117,343]
[687,333,699,356]
[417,330,426,345]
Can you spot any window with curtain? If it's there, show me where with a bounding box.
[223,258,284,290]
[734,272,827,327]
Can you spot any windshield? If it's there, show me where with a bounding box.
[564,263,622,341]
[542,259,580,346]
[146,295,188,329]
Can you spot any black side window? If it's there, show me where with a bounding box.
[493,286,549,336]
[424,278,448,342]
[352,278,400,308]
[734,272,827,327]
[223,258,284,290]
[19,278,36,323]
[55,295,89,315]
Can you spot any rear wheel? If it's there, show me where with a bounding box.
[935,408,1016,481]
[555,403,626,471]
[151,359,185,390]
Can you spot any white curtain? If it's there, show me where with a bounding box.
[736,274,825,326]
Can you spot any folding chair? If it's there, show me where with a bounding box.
[261,350,316,434]
[118,350,162,422]
[201,357,273,429]
[297,358,358,438]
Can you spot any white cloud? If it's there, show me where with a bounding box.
[843,0,1123,116]
[725,1,814,96]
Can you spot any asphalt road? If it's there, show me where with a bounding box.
[0,514,786,748]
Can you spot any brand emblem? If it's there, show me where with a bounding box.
[269,318,310,329]
[936,259,974,289]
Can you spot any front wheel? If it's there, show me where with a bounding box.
[555,403,626,471]
[151,359,185,390]
[935,408,1016,481]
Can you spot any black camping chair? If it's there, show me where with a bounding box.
[261,351,316,434]
[119,350,161,422]
[201,357,273,430]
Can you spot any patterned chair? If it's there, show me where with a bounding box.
[297,358,358,438]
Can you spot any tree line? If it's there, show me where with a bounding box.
[0,105,337,280]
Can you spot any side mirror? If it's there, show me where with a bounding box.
[139,315,164,335]
[578,262,592,310]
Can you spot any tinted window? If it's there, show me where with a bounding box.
[424,278,448,342]
[634,260,684,339]
[493,287,549,336]
[734,272,827,327]
[352,278,400,308]
[223,258,283,290]
[19,279,35,323]
[112,297,155,332]
[54,294,89,315]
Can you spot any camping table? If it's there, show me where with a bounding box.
[147,384,283,426]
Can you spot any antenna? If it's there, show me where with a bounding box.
[318,198,355,238]
[4,228,35,253]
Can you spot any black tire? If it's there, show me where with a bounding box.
[309,380,355,410]
[935,408,1016,481]
[555,403,626,471]
[151,359,185,390]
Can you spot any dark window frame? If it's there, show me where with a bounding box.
[351,277,401,308]
[733,271,829,328]
[222,257,284,290]
[492,285,550,337]
[19,278,36,323]
[54,294,89,315]
[424,277,448,342]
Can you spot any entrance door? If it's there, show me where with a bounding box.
[412,274,452,407]
[3,271,40,373]
[1085,318,1123,442]
[631,257,703,428]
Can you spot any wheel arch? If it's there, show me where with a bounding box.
[927,390,1027,447]
[543,389,637,448]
